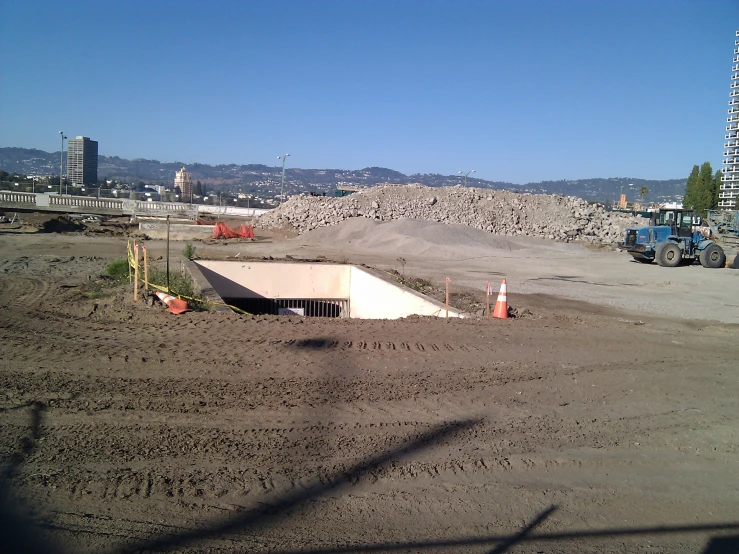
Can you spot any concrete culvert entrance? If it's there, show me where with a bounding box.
[226,297,348,318]
[193,261,466,319]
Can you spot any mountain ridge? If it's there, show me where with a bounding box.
[0,146,686,202]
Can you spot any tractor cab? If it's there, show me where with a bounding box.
[653,209,694,238]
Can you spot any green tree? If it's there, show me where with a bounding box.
[683,162,721,217]
[712,170,723,212]
[697,162,714,216]
[640,186,648,201]
[683,165,700,210]
[193,181,202,196]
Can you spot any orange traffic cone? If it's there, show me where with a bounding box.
[155,291,190,315]
[492,279,508,319]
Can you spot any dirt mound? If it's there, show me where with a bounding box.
[259,184,644,244]
[294,217,579,260]
[41,215,86,233]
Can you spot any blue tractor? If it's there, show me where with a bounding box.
[619,208,726,268]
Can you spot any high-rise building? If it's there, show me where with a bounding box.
[721,30,739,208]
[67,136,98,185]
[175,167,193,201]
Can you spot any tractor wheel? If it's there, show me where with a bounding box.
[657,242,682,267]
[699,243,726,269]
[653,242,667,264]
[732,254,739,269]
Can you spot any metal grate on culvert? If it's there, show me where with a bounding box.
[223,297,349,318]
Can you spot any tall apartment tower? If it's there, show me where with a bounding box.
[67,136,99,185]
[174,167,193,201]
[721,30,739,208]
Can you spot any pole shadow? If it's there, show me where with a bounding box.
[2,342,739,554]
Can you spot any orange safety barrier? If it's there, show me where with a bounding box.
[212,222,255,239]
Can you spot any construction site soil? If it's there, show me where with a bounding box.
[1,223,738,554]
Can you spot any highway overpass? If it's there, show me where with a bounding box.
[0,191,271,219]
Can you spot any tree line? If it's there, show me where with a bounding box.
[682,162,735,215]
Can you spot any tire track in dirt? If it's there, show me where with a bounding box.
[3,269,739,553]
[14,453,594,507]
[0,276,54,310]
[5,399,724,499]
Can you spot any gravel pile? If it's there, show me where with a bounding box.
[258,184,644,244]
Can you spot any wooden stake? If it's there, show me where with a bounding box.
[127,240,132,282]
[133,243,139,302]
[486,280,490,317]
[143,245,149,293]
[445,277,450,319]
[166,215,171,294]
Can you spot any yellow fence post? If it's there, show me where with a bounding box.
[133,242,139,302]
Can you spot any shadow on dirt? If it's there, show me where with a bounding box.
[2,345,739,554]
[40,216,86,233]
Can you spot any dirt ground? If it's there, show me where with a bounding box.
[1,223,739,554]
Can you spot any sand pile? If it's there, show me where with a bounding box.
[293,218,570,260]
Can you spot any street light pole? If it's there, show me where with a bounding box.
[58,131,66,195]
[458,169,476,187]
[277,153,290,203]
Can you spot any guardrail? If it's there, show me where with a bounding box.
[50,195,125,210]
[197,205,271,217]
[0,191,37,205]
[0,192,272,220]
[129,200,198,220]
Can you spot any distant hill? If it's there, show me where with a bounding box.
[0,146,686,203]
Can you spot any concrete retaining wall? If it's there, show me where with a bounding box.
[194,261,350,300]
[181,259,232,313]
[193,260,466,319]
[348,266,460,318]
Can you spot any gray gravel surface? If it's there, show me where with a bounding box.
[259,184,645,244]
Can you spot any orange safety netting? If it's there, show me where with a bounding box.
[212,222,255,239]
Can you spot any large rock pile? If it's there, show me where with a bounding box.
[258,184,644,244]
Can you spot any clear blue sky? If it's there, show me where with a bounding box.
[1,0,737,183]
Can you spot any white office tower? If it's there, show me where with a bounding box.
[721,30,739,208]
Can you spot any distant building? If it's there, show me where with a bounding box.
[721,30,739,208]
[67,136,98,185]
[174,167,193,201]
[131,183,161,201]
